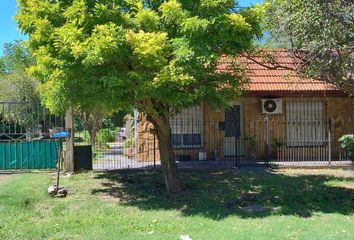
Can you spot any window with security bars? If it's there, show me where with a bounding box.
[170,106,203,148]
[286,101,325,146]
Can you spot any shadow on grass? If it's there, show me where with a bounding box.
[91,168,354,220]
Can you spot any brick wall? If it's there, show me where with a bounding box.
[137,97,354,161]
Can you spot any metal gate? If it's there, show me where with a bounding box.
[74,111,150,170]
[0,101,63,171]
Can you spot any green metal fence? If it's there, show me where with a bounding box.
[0,139,59,170]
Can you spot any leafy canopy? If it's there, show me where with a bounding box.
[0,40,41,134]
[16,0,264,115]
[265,0,354,94]
[0,40,38,102]
[0,40,33,74]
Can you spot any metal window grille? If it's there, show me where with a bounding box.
[286,101,325,146]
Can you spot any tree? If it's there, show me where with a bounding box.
[75,106,112,146]
[16,0,263,192]
[0,40,42,138]
[1,40,33,73]
[265,0,354,94]
[0,40,38,102]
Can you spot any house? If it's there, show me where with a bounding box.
[137,49,354,165]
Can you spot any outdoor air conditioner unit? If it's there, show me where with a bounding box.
[261,99,282,114]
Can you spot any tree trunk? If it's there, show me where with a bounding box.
[82,111,102,147]
[88,127,98,146]
[150,113,182,193]
[64,106,75,172]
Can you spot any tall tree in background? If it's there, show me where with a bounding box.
[0,40,42,137]
[265,0,354,94]
[16,0,263,192]
[1,40,33,73]
[0,40,112,141]
[0,40,38,102]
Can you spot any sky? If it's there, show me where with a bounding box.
[0,0,263,56]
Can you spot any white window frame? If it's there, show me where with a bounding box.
[170,106,203,148]
[286,101,325,146]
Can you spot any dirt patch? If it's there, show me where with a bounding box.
[35,202,54,212]
[275,168,354,179]
[338,183,354,189]
[0,174,15,184]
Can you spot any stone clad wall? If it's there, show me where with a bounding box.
[327,97,354,156]
[137,114,160,162]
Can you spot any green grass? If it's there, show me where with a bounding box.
[0,168,353,240]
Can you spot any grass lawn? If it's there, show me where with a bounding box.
[0,168,353,240]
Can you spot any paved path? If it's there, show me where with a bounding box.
[93,142,157,170]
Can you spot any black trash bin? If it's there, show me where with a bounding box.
[74,145,93,171]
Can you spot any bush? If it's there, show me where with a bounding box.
[74,130,90,144]
[114,127,121,133]
[339,134,354,156]
[124,137,135,149]
[97,128,115,145]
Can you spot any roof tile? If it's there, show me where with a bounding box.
[217,49,342,96]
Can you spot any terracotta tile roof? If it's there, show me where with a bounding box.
[217,49,344,97]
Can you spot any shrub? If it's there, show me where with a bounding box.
[339,134,354,156]
[124,137,135,149]
[97,128,115,146]
[74,130,90,144]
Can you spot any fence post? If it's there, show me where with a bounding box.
[64,106,75,172]
[328,118,332,165]
[264,116,269,165]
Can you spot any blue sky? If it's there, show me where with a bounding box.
[0,0,263,56]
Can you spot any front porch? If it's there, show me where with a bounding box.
[137,97,354,168]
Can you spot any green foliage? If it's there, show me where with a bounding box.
[74,115,86,131]
[244,135,257,150]
[16,0,264,115]
[1,40,33,73]
[0,40,38,102]
[265,0,354,94]
[97,128,116,146]
[111,111,129,128]
[124,137,135,149]
[101,118,115,130]
[0,59,5,76]
[74,130,91,144]
[0,40,42,134]
[0,71,38,102]
[339,134,354,156]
